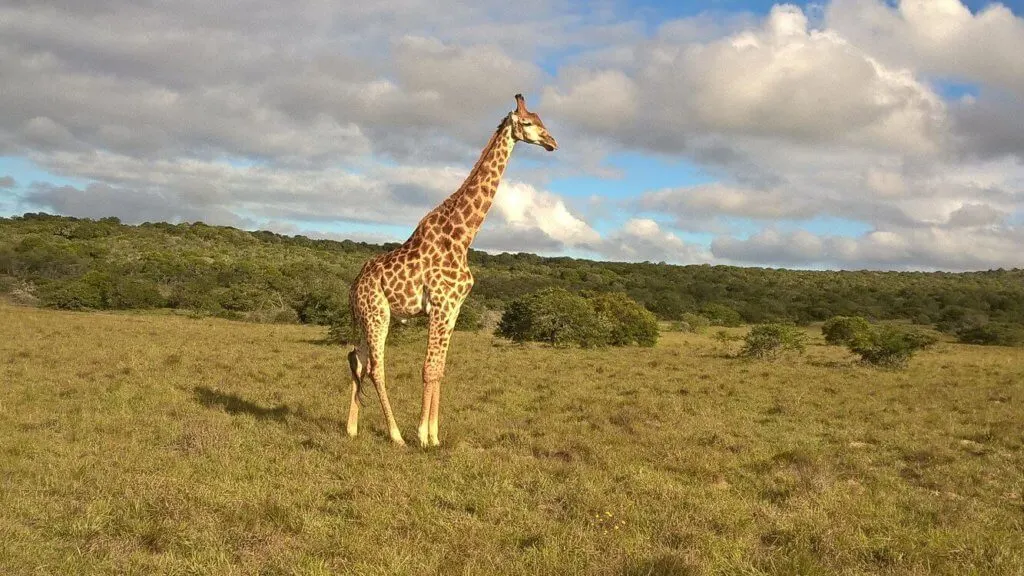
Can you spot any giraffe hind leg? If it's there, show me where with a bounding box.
[346,345,366,437]
[360,308,405,446]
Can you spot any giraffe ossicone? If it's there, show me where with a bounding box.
[345,93,558,447]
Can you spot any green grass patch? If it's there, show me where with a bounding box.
[1,303,1022,574]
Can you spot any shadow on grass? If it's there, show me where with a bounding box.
[193,386,292,421]
[807,359,853,369]
[300,337,343,346]
[621,554,697,576]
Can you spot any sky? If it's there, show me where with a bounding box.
[2,0,1024,271]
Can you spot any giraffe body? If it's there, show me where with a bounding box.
[346,94,557,447]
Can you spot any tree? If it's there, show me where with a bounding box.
[588,291,659,347]
[497,288,609,347]
[822,315,872,345]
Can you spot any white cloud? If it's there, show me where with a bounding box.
[638,183,819,225]
[545,4,947,155]
[828,0,1024,96]
[597,218,712,264]
[480,181,601,253]
[713,224,1024,270]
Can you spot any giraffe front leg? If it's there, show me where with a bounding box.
[419,305,457,448]
[418,381,433,447]
[429,379,441,446]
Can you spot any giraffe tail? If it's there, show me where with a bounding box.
[347,347,364,405]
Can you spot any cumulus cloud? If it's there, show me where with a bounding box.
[828,0,1024,96]
[477,181,601,254]
[597,219,712,264]
[637,183,820,228]
[3,0,1024,271]
[713,224,1024,270]
[541,2,1024,270]
[827,0,1024,163]
[545,4,947,156]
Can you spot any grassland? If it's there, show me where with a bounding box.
[1,301,1022,575]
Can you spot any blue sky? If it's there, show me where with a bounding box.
[2,0,1024,270]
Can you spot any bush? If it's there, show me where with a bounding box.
[935,305,988,334]
[956,323,1024,347]
[713,329,742,344]
[39,270,115,309]
[700,303,743,327]
[247,306,300,324]
[295,289,346,325]
[676,312,711,334]
[849,325,938,368]
[218,283,266,312]
[455,297,486,332]
[326,308,359,345]
[822,315,872,345]
[108,278,165,309]
[740,324,807,360]
[497,288,609,348]
[40,279,105,309]
[588,291,659,347]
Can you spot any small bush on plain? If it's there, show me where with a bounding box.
[587,291,659,347]
[740,324,808,360]
[675,312,711,334]
[956,323,1024,347]
[497,288,609,347]
[849,325,938,368]
[822,315,872,345]
[497,288,657,347]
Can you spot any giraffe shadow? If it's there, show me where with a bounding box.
[193,386,293,421]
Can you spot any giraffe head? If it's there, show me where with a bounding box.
[510,94,558,151]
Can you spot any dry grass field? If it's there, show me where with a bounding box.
[1,301,1022,575]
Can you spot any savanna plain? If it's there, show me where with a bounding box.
[1,302,1022,575]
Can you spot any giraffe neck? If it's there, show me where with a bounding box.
[430,116,516,251]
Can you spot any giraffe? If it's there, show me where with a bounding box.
[345,94,558,447]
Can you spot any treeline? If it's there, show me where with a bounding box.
[2,213,1023,338]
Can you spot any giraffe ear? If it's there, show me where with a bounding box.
[515,93,528,114]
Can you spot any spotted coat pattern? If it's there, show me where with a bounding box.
[345,94,558,447]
